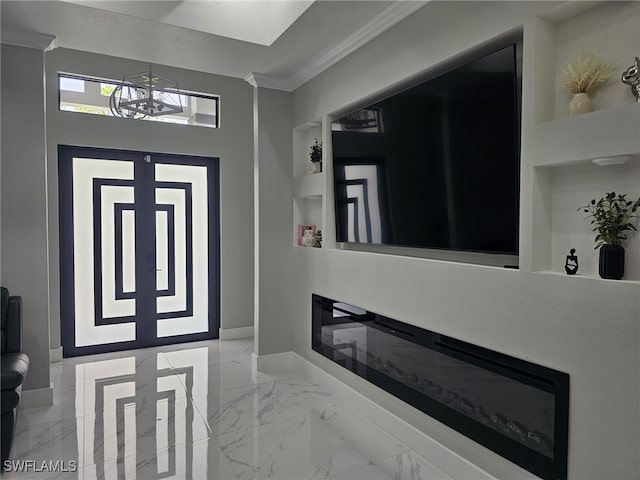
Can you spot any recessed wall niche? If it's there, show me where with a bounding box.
[534,157,640,281]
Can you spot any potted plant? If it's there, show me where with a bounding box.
[309,138,322,174]
[561,53,615,116]
[579,192,640,279]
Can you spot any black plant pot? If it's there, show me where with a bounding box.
[599,244,625,280]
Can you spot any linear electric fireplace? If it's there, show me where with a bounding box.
[312,294,569,480]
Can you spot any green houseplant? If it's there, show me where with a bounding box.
[309,138,322,173]
[579,192,640,279]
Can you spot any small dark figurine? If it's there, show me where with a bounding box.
[564,248,578,275]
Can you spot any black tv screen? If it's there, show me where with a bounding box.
[332,43,520,255]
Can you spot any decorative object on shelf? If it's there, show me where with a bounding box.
[621,56,640,102]
[562,53,616,116]
[564,248,578,275]
[110,64,183,118]
[310,161,321,174]
[302,229,315,247]
[568,93,592,117]
[302,229,321,248]
[599,245,625,280]
[579,192,640,280]
[309,138,322,174]
[297,224,316,246]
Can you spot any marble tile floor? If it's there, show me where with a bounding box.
[4,338,454,480]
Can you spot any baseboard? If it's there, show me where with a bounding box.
[251,351,296,371]
[285,352,533,480]
[21,386,54,408]
[219,326,254,340]
[50,347,63,363]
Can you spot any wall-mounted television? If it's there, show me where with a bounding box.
[332,39,521,256]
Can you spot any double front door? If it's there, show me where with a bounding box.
[59,146,220,356]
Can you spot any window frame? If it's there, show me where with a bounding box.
[57,72,220,128]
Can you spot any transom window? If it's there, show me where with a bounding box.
[58,73,219,128]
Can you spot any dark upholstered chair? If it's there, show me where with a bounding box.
[1,287,30,464]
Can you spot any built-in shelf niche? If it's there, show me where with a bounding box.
[293,121,323,178]
[532,158,640,282]
[526,0,640,283]
[533,270,640,286]
[293,172,325,198]
[293,196,323,247]
[292,119,326,248]
[533,1,640,124]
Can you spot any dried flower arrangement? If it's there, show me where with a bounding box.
[561,53,616,94]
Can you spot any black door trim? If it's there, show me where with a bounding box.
[59,145,220,357]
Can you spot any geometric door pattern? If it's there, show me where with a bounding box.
[334,160,386,244]
[59,146,220,357]
[80,347,212,479]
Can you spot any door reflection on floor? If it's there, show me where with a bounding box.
[80,347,211,479]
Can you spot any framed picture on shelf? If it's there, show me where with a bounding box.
[297,224,316,246]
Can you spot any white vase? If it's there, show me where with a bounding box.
[569,92,592,117]
[310,161,321,174]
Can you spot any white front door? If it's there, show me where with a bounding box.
[59,146,220,356]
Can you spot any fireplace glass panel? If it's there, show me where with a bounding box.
[312,294,569,480]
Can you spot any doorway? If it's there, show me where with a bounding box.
[59,146,220,356]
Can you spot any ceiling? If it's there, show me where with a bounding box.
[1,0,427,91]
[62,0,316,46]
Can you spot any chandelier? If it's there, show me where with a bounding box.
[110,65,183,119]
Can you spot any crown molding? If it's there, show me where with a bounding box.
[244,72,293,91]
[1,28,57,51]
[244,73,259,87]
[245,1,427,92]
[288,1,427,91]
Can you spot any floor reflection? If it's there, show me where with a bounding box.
[10,339,471,480]
[80,348,208,479]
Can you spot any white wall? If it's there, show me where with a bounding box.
[289,2,640,479]
[293,1,545,126]
[253,86,293,355]
[1,44,51,392]
[45,48,255,351]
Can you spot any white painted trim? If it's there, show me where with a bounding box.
[244,72,293,91]
[245,73,259,87]
[219,326,254,340]
[284,352,536,480]
[50,347,63,363]
[289,1,427,90]
[251,351,296,371]
[245,3,427,92]
[1,28,56,51]
[21,386,54,408]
